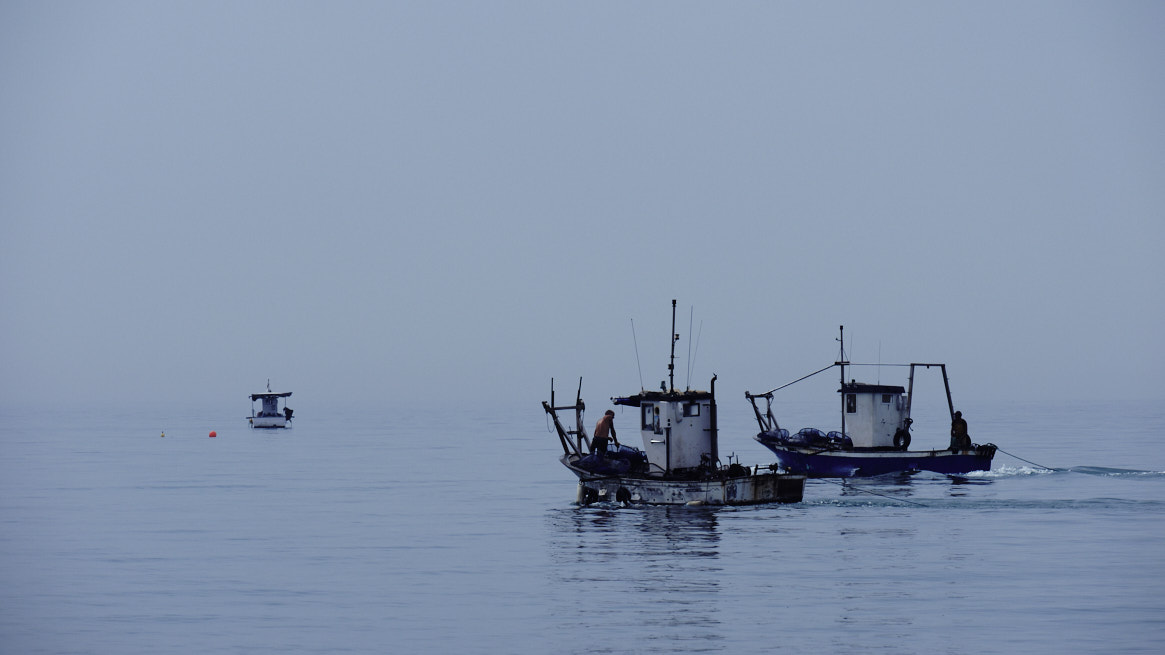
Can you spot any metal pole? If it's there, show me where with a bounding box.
[576,377,587,453]
[838,326,846,437]
[668,299,677,392]
[665,424,671,474]
[710,374,718,465]
[941,365,955,419]
[906,365,916,420]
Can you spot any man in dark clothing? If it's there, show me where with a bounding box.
[950,411,970,450]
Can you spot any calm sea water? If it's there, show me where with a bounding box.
[1,399,1162,654]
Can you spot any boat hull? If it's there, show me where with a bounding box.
[564,457,804,505]
[250,416,287,428]
[756,438,996,478]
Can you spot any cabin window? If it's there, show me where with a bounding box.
[641,404,653,430]
[882,394,892,404]
[683,403,700,417]
[846,394,857,413]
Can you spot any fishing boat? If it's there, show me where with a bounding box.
[746,327,996,477]
[542,301,804,506]
[248,380,293,429]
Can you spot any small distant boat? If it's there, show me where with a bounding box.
[543,301,804,506]
[248,380,293,429]
[746,327,996,478]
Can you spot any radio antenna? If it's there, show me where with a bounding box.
[686,306,694,390]
[631,318,644,392]
[691,319,703,389]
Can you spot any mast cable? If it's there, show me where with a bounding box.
[761,364,837,395]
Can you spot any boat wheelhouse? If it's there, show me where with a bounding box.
[746,327,996,478]
[543,301,804,505]
[249,381,293,429]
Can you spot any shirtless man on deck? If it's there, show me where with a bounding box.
[591,409,619,455]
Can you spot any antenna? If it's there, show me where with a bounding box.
[631,318,644,392]
[686,305,694,390]
[691,319,703,390]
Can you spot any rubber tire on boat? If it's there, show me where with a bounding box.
[581,487,599,505]
[616,487,631,504]
[893,429,911,450]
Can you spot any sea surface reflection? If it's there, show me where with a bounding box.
[546,506,725,653]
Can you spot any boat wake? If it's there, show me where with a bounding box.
[963,465,1055,478]
[964,465,1165,479]
[1063,465,1165,478]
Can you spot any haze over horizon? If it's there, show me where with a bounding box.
[2,2,1162,414]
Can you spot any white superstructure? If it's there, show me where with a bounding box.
[841,382,909,448]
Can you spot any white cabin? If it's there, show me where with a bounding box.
[841,382,908,448]
[617,386,717,474]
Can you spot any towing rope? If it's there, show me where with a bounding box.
[995,447,1060,471]
[817,477,928,507]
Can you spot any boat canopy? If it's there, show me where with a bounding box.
[840,382,905,395]
[250,391,292,401]
[613,389,713,407]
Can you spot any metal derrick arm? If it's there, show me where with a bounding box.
[906,363,956,421]
[744,390,780,433]
[543,377,589,458]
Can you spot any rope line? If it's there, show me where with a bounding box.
[817,478,928,507]
[762,363,837,395]
[996,447,1060,471]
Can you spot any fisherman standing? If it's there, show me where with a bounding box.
[591,409,619,455]
[950,410,970,450]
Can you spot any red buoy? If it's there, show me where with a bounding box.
[209,430,217,438]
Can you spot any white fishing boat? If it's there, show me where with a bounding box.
[248,380,293,429]
[543,301,804,506]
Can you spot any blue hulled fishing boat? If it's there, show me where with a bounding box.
[746,327,996,478]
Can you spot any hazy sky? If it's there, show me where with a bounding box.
[2,1,1162,415]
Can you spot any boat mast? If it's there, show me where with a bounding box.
[668,299,678,393]
[837,325,848,436]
